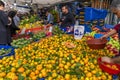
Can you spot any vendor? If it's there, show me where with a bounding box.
[60,5,75,32]
[0,1,11,45]
[45,10,54,25]
[101,1,120,64]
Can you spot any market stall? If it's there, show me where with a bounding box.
[0,0,120,80]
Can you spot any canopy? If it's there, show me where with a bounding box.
[3,0,74,6]
[3,0,74,12]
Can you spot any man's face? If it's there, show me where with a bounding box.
[116,10,120,18]
[113,9,120,18]
[62,7,67,14]
[0,5,4,10]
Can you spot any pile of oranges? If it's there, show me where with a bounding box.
[106,64,119,70]
[0,34,115,80]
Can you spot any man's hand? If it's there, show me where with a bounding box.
[100,35,107,39]
[101,56,113,63]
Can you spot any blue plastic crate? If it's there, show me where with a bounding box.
[94,33,110,41]
[104,24,114,29]
[38,78,45,80]
[0,45,15,59]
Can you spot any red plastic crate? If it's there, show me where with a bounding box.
[98,58,120,75]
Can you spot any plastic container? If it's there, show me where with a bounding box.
[94,33,110,41]
[98,58,120,75]
[38,78,45,80]
[0,45,15,59]
[74,21,84,40]
[113,75,119,80]
[86,38,107,49]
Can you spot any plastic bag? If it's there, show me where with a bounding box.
[20,28,26,34]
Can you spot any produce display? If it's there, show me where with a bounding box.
[11,38,32,48]
[19,21,43,29]
[0,48,12,56]
[12,32,46,48]
[106,38,119,54]
[53,26,65,35]
[31,32,46,41]
[112,33,119,40]
[84,31,96,37]
[19,15,43,29]
[0,35,115,80]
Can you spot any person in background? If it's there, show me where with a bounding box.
[101,2,120,64]
[60,5,75,33]
[13,11,20,27]
[45,10,54,25]
[0,1,11,45]
[8,10,20,37]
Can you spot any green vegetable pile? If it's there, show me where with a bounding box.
[0,48,12,56]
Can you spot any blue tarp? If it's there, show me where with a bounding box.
[85,7,108,21]
[0,45,15,59]
[84,24,92,33]
[94,33,110,41]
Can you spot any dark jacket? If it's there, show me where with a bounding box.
[61,12,75,28]
[0,10,10,44]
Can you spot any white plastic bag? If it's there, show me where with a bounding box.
[20,28,26,34]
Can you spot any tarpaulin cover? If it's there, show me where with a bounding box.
[0,45,14,59]
[85,7,108,21]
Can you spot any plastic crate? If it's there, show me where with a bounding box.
[0,45,15,59]
[94,33,110,41]
[98,58,120,75]
[38,78,45,80]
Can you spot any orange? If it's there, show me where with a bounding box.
[86,72,92,78]
[101,75,107,80]
[35,70,39,75]
[59,63,64,68]
[47,77,53,80]
[18,67,25,73]
[66,62,71,67]
[38,73,42,78]
[91,70,96,74]
[65,74,70,80]
[11,67,16,73]
[0,72,6,77]
[42,72,47,77]
[64,65,69,70]
[21,72,26,77]
[52,72,57,78]
[36,65,42,71]
[31,76,37,80]
[30,72,36,78]
[12,76,18,80]
[72,54,76,59]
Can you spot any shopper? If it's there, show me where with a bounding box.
[8,10,20,36]
[45,10,54,25]
[13,11,20,27]
[60,5,75,32]
[0,1,11,45]
[101,2,120,64]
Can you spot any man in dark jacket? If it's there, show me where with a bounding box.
[60,5,75,28]
[0,1,11,45]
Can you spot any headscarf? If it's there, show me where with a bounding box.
[111,0,120,10]
[8,10,17,18]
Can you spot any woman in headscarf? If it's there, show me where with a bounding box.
[8,10,20,36]
[101,0,120,64]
